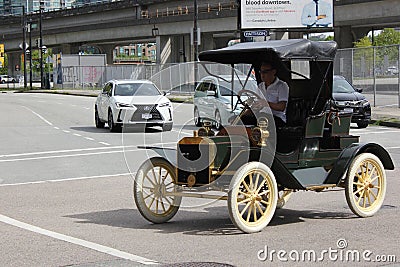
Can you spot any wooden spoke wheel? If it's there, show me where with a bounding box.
[228,162,278,233]
[134,158,181,223]
[345,153,386,217]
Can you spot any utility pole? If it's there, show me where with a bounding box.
[193,0,198,90]
[28,19,33,90]
[22,5,27,89]
[39,1,44,89]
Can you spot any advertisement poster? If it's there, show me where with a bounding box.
[241,0,333,29]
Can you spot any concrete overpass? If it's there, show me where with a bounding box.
[1,0,400,75]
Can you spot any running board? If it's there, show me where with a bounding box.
[305,184,337,191]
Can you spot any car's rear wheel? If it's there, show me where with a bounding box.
[134,157,182,224]
[357,121,369,128]
[228,162,278,233]
[95,107,105,128]
[194,107,201,126]
[345,153,386,217]
[108,110,121,132]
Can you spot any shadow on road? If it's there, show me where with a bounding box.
[64,207,355,236]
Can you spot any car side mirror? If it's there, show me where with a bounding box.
[355,88,363,93]
[206,90,216,97]
[163,91,171,96]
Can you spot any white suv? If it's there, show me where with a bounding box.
[95,80,173,132]
[0,75,16,83]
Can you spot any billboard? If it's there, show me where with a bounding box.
[240,0,333,29]
[0,44,4,68]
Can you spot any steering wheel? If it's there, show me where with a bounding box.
[236,89,264,110]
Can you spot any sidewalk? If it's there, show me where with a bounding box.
[10,88,400,128]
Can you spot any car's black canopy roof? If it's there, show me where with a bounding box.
[198,39,337,65]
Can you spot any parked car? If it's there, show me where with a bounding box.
[386,66,399,75]
[331,75,371,128]
[0,75,16,83]
[95,80,173,132]
[193,75,258,129]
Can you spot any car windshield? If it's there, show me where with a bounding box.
[219,79,258,96]
[333,79,355,94]
[114,83,161,96]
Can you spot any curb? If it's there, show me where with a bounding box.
[370,120,400,128]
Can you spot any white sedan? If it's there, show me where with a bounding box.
[95,80,173,132]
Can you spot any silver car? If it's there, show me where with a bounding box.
[193,75,258,129]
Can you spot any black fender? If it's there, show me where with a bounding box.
[324,143,394,185]
[222,147,306,190]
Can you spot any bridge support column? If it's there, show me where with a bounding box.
[97,44,115,65]
[156,35,181,65]
[334,26,369,49]
[7,52,21,78]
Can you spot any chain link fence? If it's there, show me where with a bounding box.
[334,45,400,108]
[53,45,400,108]
[55,62,252,94]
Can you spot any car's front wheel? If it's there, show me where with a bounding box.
[134,157,182,223]
[108,110,121,132]
[357,121,369,128]
[95,107,105,128]
[162,123,173,131]
[228,162,278,233]
[194,107,201,126]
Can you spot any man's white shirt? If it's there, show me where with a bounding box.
[257,77,289,123]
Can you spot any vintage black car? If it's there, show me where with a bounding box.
[133,39,394,233]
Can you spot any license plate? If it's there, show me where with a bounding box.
[142,113,152,119]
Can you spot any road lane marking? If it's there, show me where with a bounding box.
[0,173,134,187]
[63,130,71,133]
[22,106,53,126]
[0,214,158,265]
[0,142,176,163]
[99,142,111,146]
[354,130,400,135]
[73,133,82,137]
[0,143,176,159]
[84,137,95,141]
[0,148,141,163]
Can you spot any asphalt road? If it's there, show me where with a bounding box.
[0,92,399,266]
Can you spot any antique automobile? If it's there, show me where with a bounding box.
[133,39,394,233]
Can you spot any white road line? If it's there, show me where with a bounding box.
[0,214,158,265]
[99,142,111,146]
[355,130,400,135]
[73,133,82,137]
[22,106,53,126]
[0,148,141,163]
[54,126,60,130]
[63,130,71,133]
[0,142,176,158]
[84,137,95,141]
[0,172,134,187]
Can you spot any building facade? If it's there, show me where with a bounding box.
[0,0,75,14]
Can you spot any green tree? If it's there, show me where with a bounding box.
[354,36,372,48]
[373,28,400,67]
[373,28,400,46]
